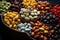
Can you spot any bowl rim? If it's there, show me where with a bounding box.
[1,11,35,40]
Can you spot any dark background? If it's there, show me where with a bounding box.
[0,0,60,40]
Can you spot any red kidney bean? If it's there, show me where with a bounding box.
[50,5,60,23]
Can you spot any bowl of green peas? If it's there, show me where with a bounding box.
[0,1,11,15]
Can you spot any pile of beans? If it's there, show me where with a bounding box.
[3,11,20,29]
[39,12,59,25]
[36,1,51,14]
[30,21,55,40]
[10,0,21,12]
[50,5,60,23]
[22,0,37,8]
[47,24,60,40]
[50,5,60,17]
[20,8,40,21]
[17,23,32,33]
[0,1,11,13]
[1,0,60,40]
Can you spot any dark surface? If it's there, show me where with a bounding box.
[0,0,60,40]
